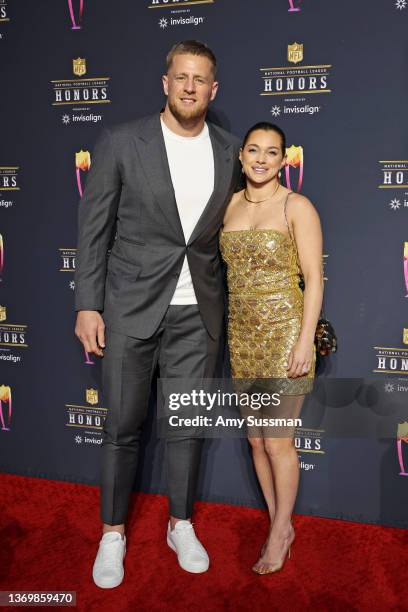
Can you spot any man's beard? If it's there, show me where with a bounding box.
[168,96,207,125]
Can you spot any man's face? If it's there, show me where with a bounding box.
[162,53,218,122]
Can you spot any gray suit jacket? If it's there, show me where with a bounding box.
[74,112,242,339]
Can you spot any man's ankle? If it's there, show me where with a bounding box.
[169,516,191,531]
[102,524,125,538]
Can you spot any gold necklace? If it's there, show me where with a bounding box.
[242,183,281,230]
[244,182,280,204]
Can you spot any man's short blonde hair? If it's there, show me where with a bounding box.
[166,40,217,77]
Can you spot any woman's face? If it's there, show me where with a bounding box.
[240,129,286,185]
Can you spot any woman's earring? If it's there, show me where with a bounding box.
[278,170,282,179]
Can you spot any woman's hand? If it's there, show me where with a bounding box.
[286,339,314,378]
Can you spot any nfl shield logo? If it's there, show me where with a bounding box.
[288,43,303,64]
[0,305,6,322]
[86,388,98,405]
[73,57,87,77]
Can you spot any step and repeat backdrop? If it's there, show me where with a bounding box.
[1,0,408,528]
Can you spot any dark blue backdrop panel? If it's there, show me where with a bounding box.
[1,0,407,528]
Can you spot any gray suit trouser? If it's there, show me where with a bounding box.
[100,305,220,525]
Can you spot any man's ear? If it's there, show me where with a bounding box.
[210,80,219,101]
[162,74,169,96]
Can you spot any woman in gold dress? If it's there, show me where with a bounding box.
[220,122,323,574]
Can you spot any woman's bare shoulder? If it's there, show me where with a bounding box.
[286,191,319,219]
[224,189,244,216]
[230,189,245,204]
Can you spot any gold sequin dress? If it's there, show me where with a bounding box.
[220,198,316,395]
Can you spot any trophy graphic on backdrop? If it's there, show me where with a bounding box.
[84,348,95,365]
[397,422,408,476]
[285,145,304,192]
[75,150,91,198]
[0,385,12,431]
[404,242,408,297]
[68,0,84,29]
[75,151,94,365]
[288,0,302,12]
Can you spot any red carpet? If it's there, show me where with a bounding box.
[0,473,407,611]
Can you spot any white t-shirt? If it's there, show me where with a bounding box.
[161,117,215,304]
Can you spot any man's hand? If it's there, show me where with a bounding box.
[75,310,106,357]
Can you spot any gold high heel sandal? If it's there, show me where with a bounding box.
[253,544,291,575]
[260,520,294,555]
[253,526,295,575]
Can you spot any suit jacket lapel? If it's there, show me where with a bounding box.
[187,124,234,245]
[133,113,234,246]
[133,114,185,242]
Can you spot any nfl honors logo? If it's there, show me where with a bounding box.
[65,389,107,434]
[86,388,98,405]
[59,248,76,273]
[0,306,28,352]
[288,43,303,64]
[73,58,86,77]
[260,42,332,99]
[373,333,408,375]
[0,0,9,23]
[148,0,214,6]
[51,58,110,108]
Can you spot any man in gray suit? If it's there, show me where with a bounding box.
[74,40,241,587]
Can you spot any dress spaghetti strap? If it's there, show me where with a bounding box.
[283,191,303,276]
[283,191,294,242]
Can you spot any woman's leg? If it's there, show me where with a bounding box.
[253,394,304,572]
[248,437,277,523]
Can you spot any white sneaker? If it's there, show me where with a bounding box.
[167,520,209,574]
[92,532,126,589]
